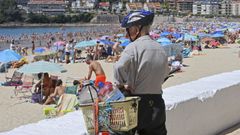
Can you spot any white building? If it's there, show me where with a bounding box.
[193,1,220,15]
[193,0,240,16]
[192,1,201,15]
[221,0,232,16]
[231,1,240,16]
[71,0,95,11]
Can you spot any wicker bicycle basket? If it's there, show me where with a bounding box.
[79,96,140,134]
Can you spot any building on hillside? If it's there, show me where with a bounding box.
[192,0,220,15]
[165,0,193,13]
[192,0,201,14]
[177,0,193,13]
[192,0,240,16]
[165,0,177,10]
[128,0,163,2]
[232,0,240,16]
[98,2,110,10]
[27,0,67,15]
[16,0,30,6]
[71,0,95,12]
[220,0,232,16]
[126,2,143,11]
[144,2,161,12]
[112,2,124,13]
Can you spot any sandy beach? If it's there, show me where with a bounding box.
[0,44,239,133]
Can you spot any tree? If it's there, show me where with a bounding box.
[0,0,23,23]
[53,14,67,23]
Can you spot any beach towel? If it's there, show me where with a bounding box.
[95,75,106,87]
[65,85,78,95]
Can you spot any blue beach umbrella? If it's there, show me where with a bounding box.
[172,33,181,39]
[160,31,171,37]
[198,33,211,38]
[160,42,172,46]
[34,48,46,53]
[99,39,115,45]
[0,49,22,63]
[157,37,171,43]
[178,33,198,41]
[18,61,66,74]
[156,37,172,45]
[118,37,130,43]
[75,40,97,49]
[120,40,131,47]
[211,33,224,38]
[117,34,124,37]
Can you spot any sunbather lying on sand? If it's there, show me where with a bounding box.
[12,58,28,68]
[105,55,121,63]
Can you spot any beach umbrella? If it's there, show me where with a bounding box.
[160,42,172,46]
[100,35,111,40]
[54,41,66,46]
[0,49,22,63]
[157,37,172,44]
[117,34,124,37]
[34,48,46,53]
[18,61,66,102]
[118,37,130,43]
[99,39,115,45]
[18,61,66,74]
[198,33,211,38]
[74,40,97,49]
[178,33,198,41]
[172,33,181,39]
[211,33,224,38]
[157,37,172,46]
[212,31,224,35]
[120,40,131,47]
[160,31,171,37]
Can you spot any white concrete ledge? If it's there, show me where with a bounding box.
[163,70,240,135]
[2,70,240,135]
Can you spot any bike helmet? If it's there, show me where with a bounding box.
[121,10,154,28]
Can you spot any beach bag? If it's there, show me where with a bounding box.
[31,93,42,103]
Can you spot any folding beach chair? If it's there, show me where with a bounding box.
[5,71,23,87]
[43,94,79,118]
[14,75,34,99]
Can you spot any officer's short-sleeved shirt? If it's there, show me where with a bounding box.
[114,35,169,94]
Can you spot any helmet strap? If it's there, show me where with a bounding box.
[126,28,133,42]
[127,25,144,42]
[134,25,144,41]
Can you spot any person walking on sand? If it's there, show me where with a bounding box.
[93,41,101,60]
[114,10,170,135]
[65,39,73,64]
[85,55,106,87]
[31,41,35,55]
[10,40,16,51]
